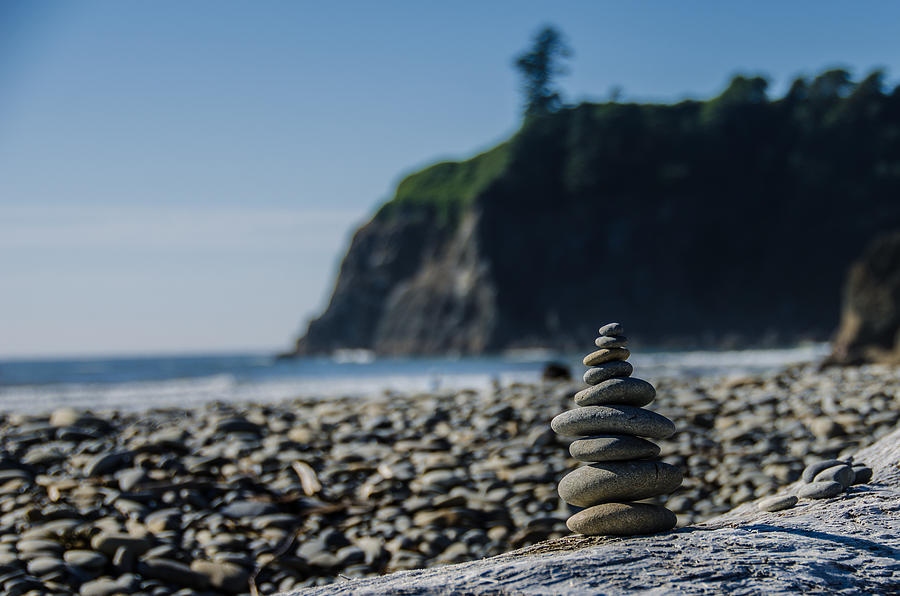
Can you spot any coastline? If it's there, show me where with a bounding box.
[0,362,896,593]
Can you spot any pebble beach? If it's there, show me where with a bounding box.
[0,362,897,594]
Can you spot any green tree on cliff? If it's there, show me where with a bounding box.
[514,25,572,117]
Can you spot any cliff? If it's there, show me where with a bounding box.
[290,70,900,356]
[294,424,900,594]
[830,230,900,364]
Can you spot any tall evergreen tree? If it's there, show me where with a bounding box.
[514,26,572,117]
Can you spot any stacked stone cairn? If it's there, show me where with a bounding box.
[550,323,682,536]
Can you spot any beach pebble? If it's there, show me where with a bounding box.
[79,578,127,596]
[813,464,854,489]
[798,481,844,500]
[567,502,676,536]
[90,533,153,558]
[574,378,656,407]
[138,558,209,589]
[801,459,848,483]
[583,348,630,367]
[64,550,107,570]
[757,495,798,512]
[190,560,250,593]
[214,417,262,435]
[568,435,660,462]
[583,361,633,385]
[26,556,65,576]
[595,335,628,348]
[598,323,625,336]
[115,468,147,492]
[852,466,874,485]
[143,508,181,533]
[219,500,278,519]
[17,539,63,554]
[551,406,676,439]
[558,461,682,507]
[85,451,133,477]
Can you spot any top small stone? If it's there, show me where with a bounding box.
[599,323,625,336]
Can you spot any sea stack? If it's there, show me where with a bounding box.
[551,323,681,536]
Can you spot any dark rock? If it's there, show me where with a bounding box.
[85,451,133,477]
[541,362,571,381]
[830,230,900,364]
[214,418,262,435]
[852,466,874,485]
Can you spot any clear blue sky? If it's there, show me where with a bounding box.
[2,1,899,357]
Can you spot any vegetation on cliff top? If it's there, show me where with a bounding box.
[376,67,899,229]
[376,142,510,224]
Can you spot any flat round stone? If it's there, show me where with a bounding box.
[583,348,630,366]
[801,459,848,482]
[574,378,656,407]
[852,466,873,485]
[567,502,676,536]
[551,405,676,439]
[798,480,844,500]
[595,335,628,348]
[569,435,660,462]
[583,361,633,385]
[558,461,682,507]
[813,464,854,489]
[598,323,625,336]
[757,495,798,512]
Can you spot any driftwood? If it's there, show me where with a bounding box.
[290,425,900,595]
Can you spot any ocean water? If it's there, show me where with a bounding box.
[0,344,830,414]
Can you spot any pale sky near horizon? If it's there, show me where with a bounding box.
[3,1,900,358]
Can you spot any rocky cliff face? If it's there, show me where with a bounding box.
[294,208,499,355]
[830,231,900,364]
[290,80,900,356]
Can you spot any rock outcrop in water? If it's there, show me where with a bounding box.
[830,230,900,365]
[287,70,900,356]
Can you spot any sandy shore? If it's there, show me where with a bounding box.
[0,363,896,594]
